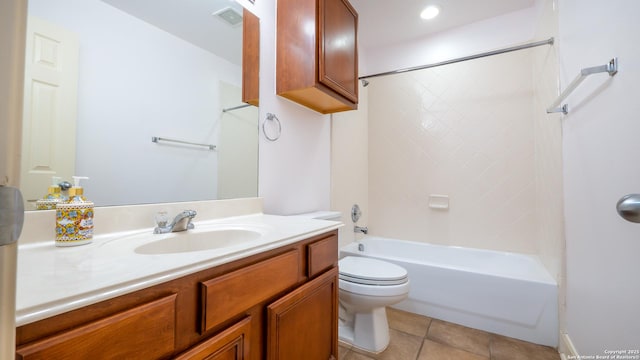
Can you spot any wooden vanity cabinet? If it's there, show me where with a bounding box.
[276,0,358,114]
[15,230,338,360]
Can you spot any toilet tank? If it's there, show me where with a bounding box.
[295,211,342,222]
[293,211,344,246]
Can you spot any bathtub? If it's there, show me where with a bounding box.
[340,237,558,347]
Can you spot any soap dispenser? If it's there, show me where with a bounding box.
[35,176,64,210]
[55,176,94,247]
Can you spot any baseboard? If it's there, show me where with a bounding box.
[559,332,579,359]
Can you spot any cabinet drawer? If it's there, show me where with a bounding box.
[201,249,300,332]
[307,234,338,278]
[16,294,177,360]
[176,316,251,360]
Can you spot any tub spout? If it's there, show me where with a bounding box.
[354,225,368,234]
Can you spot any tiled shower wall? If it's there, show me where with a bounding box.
[532,0,563,285]
[368,50,541,255]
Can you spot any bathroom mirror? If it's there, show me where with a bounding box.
[21,0,259,209]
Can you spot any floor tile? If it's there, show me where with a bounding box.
[339,345,351,360]
[418,339,489,360]
[344,351,375,360]
[351,328,423,360]
[490,334,560,360]
[426,319,491,357]
[387,307,432,337]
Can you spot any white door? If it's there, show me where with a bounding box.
[560,0,640,355]
[20,16,79,209]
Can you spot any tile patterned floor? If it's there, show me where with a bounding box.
[339,308,560,360]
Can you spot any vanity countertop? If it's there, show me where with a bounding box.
[16,213,341,326]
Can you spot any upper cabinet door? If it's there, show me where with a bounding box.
[276,0,358,114]
[242,8,259,106]
[318,0,358,104]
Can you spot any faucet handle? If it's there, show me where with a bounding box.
[183,210,197,218]
[154,211,169,227]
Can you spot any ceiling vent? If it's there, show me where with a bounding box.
[212,7,243,27]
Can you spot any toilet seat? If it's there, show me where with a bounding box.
[339,256,408,285]
[338,256,410,296]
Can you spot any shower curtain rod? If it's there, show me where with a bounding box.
[359,37,554,82]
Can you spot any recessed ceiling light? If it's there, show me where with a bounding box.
[420,5,440,20]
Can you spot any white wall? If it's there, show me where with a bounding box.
[218,82,259,199]
[531,0,563,295]
[559,0,640,355]
[246,0,332,215]
[331,84,369,248]
[360,7,537,76]
[28,0,241,206]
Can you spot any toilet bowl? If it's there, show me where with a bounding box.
[338,256,410,353]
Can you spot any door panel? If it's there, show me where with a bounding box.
[267,268,338,360]
[21,16,78,208]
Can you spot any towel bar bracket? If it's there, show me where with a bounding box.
[581,57,618,77]
[547,104,569,115]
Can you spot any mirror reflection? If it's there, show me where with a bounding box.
[21,0,258,209]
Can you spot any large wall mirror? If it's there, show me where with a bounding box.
[22,0,259,209]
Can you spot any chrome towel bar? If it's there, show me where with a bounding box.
[151,136,216,151]
[222,104,252,113]
[547,57,618,115]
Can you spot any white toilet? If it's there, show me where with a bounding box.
[338,256,410,353]
[292,211,410,353]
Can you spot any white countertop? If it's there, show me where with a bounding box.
[16,213,341,326]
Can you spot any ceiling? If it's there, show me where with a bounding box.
[349,0,535,49]
[101,0,243,65]
[99,0,535,65]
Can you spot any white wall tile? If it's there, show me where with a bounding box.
[367,50,543,254]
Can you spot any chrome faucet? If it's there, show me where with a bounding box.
[154,210,197,234]
[354,225,368,234]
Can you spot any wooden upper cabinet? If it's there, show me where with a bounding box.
[242,8,259,106]
[277,0,358,114]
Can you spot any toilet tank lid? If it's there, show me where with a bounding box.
[293,211,342,221]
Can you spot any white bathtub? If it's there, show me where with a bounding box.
[340,237,558,347]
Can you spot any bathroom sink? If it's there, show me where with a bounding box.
[134,228,263,255]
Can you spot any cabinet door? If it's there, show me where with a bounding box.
[318,0,358,103]
[267,267,338,360]
[242,8,259,106]
[176,316,251,360]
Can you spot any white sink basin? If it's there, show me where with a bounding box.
[134,228,263,255]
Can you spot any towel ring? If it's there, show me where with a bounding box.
[263,113,282,141]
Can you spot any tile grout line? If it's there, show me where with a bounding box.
[413,316,434,360]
